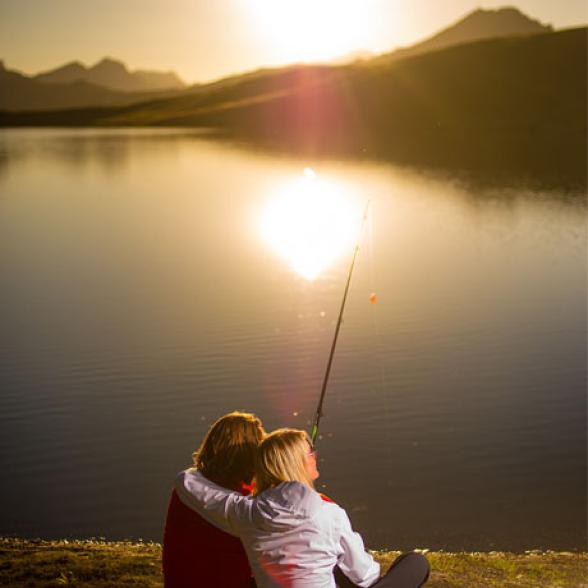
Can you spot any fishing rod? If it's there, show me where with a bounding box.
[310,200,371,446]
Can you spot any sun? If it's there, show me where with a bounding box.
[245,0,374,63]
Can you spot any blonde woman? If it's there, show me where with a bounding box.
[176,428,429,588]
[163,411,266,588]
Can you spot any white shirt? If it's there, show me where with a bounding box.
[175,469,380,588]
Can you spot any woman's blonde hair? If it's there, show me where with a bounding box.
[193,411,265,490]
[254,428,314,494]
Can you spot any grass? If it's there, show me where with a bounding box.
[376,550,588,587]
[1,538,586,587]
[0,539,161,588]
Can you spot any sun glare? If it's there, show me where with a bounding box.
[260,170,361,280]
[245,0,374,62]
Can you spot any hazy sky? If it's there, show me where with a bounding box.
[1,0,586,83]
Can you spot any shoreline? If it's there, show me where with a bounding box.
[1,538,586,587]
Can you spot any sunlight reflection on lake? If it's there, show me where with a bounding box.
[259,168,362,280]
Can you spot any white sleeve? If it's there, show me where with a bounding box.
[336,508,380,588]
[174,469,250,537]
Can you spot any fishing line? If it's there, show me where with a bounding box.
[366,201,392,455]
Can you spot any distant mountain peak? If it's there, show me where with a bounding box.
[378,5,553,64]
[97,57,119,64]
[91,57,129,75]
[94,57,126,68]
[32,56,186,92]
[457,6,552,31]
[53,60,85,73]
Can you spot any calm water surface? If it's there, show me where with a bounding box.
[0,128,585,550]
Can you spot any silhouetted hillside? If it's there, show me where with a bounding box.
[377,7,553,63]
[1,28,585,182]
[332,50,377,65]
[0,7,553,113]
[34,57,186,92]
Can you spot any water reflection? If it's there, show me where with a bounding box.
[0,129,585,550]
[260,168,362,280]
[0,128,218,178]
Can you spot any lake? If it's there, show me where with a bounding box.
[0,128,585,551]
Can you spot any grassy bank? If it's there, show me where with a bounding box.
[1,538,586,587]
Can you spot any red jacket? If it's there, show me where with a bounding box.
[163,482,254,588]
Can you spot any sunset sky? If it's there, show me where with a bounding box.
[1,0,586,83]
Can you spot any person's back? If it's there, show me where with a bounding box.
[163,486,253,588]
[243,482,337,587]
[163,411,265,588]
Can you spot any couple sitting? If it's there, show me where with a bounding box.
[163,411,430,588]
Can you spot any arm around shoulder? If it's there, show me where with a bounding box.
[174,469,250,537]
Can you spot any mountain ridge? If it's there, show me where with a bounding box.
[373,6,553,64]
[33,57,186,92]
[0,62,185,111]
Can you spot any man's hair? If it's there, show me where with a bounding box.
[254,428,314,494]
[193,411,265,490]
